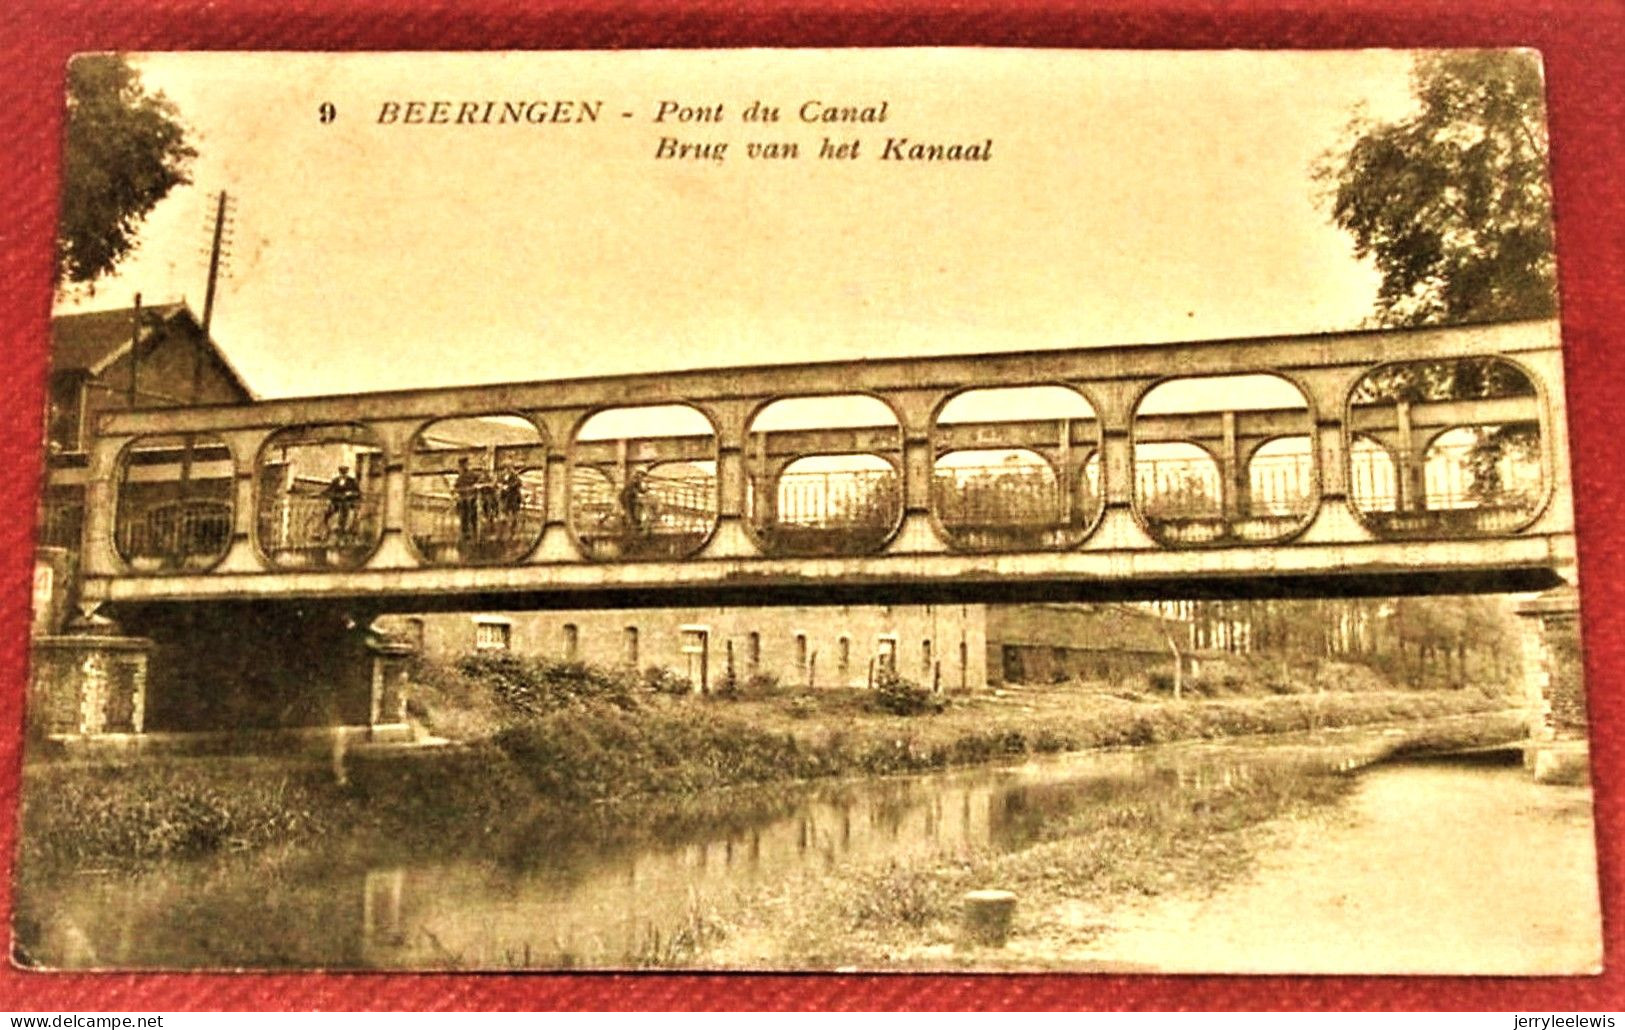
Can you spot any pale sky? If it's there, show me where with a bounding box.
[53,48,1432,400]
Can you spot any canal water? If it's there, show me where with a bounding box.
[13,726,1599,972]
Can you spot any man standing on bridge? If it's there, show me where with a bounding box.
[620,466,648,536]
[497,461,524,535]
[454,456,488,548]
[321,464,362,541]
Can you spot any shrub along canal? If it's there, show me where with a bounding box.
[17,706,1588,972]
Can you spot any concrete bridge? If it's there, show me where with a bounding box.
[39,317,1574,736]
[70,316,1570,613]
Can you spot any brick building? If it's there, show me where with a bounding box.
[987,603,1182,684]
[384,602,1183,692]
[38,303,256,625]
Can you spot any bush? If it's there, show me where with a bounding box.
[1311,660,1390,694]
[1148,670,1213,696]
[712,666,740,699]
[707,669,777,701]
[643,665,693,696]
[743,672,782,696]
[1033,727,1072,753]
[492,705,817,803]
[455,653,642,715]
[872,672,947,716]
[841,862,957,930]
[407,657,511,739]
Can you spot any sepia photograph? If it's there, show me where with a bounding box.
[11,47,1599,973]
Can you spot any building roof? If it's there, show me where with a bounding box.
[51,302,256,399]
[991,602,1187,653]
[52,302,185,374]
[421,416,544,448]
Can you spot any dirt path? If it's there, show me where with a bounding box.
[1020,760,1602,974]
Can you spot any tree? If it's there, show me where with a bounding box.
[56,54,196,290]
[1317,50,1556,327]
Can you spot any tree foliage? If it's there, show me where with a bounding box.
[1317,50,1556,327]
[1219,595,1522,691]
[1351,355,1536,405]
[56,54,196,290]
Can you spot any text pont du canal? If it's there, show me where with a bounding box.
[373,98,994,163]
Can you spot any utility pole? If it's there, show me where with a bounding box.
[178,191,233,559]
[194,190,234,402]
[201,190,229,337]
[128,292,142,408]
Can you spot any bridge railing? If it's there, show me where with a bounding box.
[408,490,547,563]
[755,467,903,555]
[570,466,717,560]
[113,498,234,572]
[74,318,1571,582]
[256,493,385,567]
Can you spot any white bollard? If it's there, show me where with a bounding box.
[962,889,1017,947]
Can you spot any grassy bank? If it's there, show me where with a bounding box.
[482,685,1509,803]
[693,761,1355,968]
[19,655,1523,870]
[684,714,1534,969]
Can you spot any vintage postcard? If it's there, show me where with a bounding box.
[13,48,1598,973]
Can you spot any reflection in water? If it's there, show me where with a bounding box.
[20,736,1388,970]
[363,868,407,948]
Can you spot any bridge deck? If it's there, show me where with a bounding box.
[69,317,1574,611]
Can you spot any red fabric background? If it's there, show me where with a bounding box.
[0,0,1620,1011]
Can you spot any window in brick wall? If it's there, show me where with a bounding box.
[624,626,639,666]
[837,636,851,680]
[562,623,579,661]
[794,632,809,673]
[474,619,511,651]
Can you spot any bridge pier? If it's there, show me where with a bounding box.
[109,600,409,736]
[1515,584,1588,784]
[27,630,153,742]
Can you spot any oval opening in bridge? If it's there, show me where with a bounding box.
[115,432,236,573]
[255,423,386,568]
[1345,357,1544,537]
[933,386,1101,551]
[1132,374,1314,546]
[570,404,717,560]
[409,415,548,565]
[746,394,902,556]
